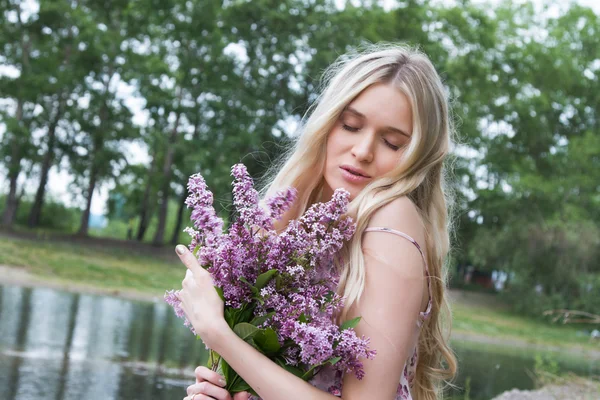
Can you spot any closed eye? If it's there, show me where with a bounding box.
[384,139,400,151]
[342,124,360,132]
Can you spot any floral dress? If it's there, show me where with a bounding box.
[251,226,432,400]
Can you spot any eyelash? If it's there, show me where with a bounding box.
[342,124,400,151]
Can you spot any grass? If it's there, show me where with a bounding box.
[0,234,183,294]
[451,291,599,353]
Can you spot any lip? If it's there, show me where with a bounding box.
[339,166,372,184]
[340,165,371,178]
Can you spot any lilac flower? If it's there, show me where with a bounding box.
[290,322,335,365]
[333,329,377,380]
[164,290,196,335]
[166,163,375,389]
[185,173,223,249]
[231,164,270,229]
[265,187,297,221]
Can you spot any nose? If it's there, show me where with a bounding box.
[351,131,375,163]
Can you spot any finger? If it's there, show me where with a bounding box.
[184,395,212,400]
[233,391,251,400]
[187,381,231,400]
[176,244,207,276]
[195,366,227,387]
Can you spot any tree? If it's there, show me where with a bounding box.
[465,3,600,314]
[0,0,40,226]
[27,0,88,228]
[64,0,142,236]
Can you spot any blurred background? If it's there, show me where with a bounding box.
[0,0,599,399]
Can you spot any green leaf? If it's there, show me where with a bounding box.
[254,327,280,354]
[255,269,278,290]
[300,357,342,381]
[340,316,361,331]
[233,322,259,341]
[192,245,201,257]
[301,366,318,381]
[250,311,276,326]
[230,379,252,393]
[327,356,342,365]
[298,313,308,323]
[214,286,225,302]
[239,304,255,322]
[275,275,283,291]
[224,308,237,328]
[220,358,232,386]
[239,276,259,296]
[276,358,304,378]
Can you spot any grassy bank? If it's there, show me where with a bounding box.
[1,233,598,355]
[0,233,183,294]
[451,291,599,354]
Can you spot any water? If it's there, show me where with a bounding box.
[0,284,597,400]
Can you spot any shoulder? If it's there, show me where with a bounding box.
[365,196,425,248]
[359,196,426,281]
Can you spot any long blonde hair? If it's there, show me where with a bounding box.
[259,43,457,399]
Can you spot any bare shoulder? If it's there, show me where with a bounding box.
[366,196,425,247]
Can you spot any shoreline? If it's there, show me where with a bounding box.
[2,264,600,360]
[0,265,162,303]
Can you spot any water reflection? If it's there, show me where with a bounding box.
[0,284,597,400]
[0,285,207,400]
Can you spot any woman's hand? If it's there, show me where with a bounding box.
[184,366,251,400]
[176,244,228,346]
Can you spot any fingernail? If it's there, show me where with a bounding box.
[176,245,186,255]
[218,377,226,386]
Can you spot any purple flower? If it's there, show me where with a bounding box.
[332,329,377,380]
[290,322,335,365]
[165,163,375,385]
[164,290,196,335]
[185,173,223,249]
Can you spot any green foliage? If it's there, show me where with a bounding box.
[90,197,191,243]
[534,353,560,380]
[339,316,361,331]
[0,195,79,233]
[1,0,599,318]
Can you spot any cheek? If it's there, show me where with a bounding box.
[326,128,348,156]
[377,155,402,177]
[325,129,342,165]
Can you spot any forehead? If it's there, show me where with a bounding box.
[345,83,413,135]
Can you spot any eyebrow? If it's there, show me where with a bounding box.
[344,106,411,138]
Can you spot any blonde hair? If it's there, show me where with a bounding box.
[259,43,457,399]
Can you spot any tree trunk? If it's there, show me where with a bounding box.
[152,94,183,246]
[152,142,176,246]
[136,155,157,241]
[170,186,188,246]
[28,27,72,228]
[27,114,59,227]
[77,163,98,236]
[1,98,24,228]
[2,170,20,227]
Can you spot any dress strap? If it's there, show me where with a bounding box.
[364,227,432,326]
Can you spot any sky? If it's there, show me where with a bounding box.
[1,0,599,216]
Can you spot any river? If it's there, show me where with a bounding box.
[0,285,597,399]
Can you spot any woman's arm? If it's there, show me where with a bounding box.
[208,321,340,400]
[340,196,427,399]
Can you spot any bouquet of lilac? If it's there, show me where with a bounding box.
[165,164,376,396]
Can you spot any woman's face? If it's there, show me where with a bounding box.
[322,83,413,201]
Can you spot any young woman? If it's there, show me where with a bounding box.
[176,44,457,400]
